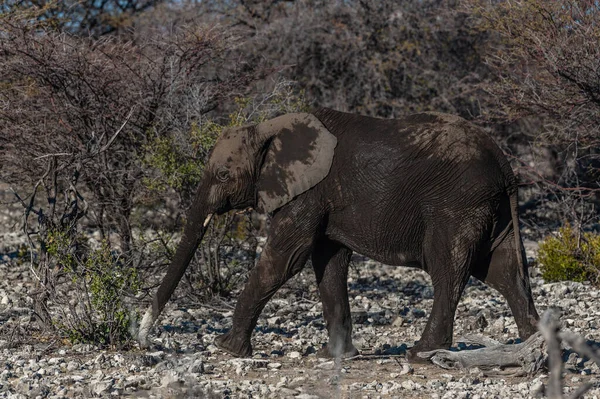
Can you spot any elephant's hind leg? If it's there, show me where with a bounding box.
[472,231,539,340]
[311,239,358,358]
[408,220,489,362]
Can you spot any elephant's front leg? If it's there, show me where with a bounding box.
[215,210,317,357]
[312,239,358,358]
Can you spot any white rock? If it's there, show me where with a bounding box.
[316,361,335,370]
[267,362,282,370]
[66,361,79,371]
[91,378,114,396]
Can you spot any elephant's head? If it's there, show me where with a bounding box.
[137,113,337,346]
[199,113,338,216]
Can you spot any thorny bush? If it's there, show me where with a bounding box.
[464,0,600,231]
[0,6,264,345]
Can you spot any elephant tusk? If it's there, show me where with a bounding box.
[235,207,253,215]
[203,213,213,228]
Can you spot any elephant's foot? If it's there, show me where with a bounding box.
[406,342,448,364]
[214,331,252,357]
[516,314,540,341]
[406,348,432,364]
[316,342,359,359]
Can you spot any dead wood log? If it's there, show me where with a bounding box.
[417,332,547,374]
[418,309,600,398]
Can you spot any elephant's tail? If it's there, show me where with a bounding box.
[509,190,528,284]
[495,143,529,283]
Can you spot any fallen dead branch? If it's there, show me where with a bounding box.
[418,309,600,398]
[418,333,546,376]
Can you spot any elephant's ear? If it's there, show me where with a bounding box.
[255,113,337,214]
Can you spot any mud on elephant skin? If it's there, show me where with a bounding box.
[137,108,539,362]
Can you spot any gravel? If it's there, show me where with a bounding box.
[2,194,600,398]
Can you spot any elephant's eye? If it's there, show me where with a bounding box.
[216,167,230,182]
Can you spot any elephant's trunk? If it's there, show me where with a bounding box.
[138,192,213,347]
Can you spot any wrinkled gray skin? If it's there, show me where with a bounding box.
[138,108,539,362]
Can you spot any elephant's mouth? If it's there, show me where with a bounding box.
[216,197,255,215]
[215,198,232,215]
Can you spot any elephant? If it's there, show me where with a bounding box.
[137,108,540,361]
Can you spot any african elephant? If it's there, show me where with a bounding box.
[137,108,539,361]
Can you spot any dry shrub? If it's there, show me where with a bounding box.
[464,0,600,230]
[0,5,262,344]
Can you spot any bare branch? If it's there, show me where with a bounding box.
[539,310,564,399]
[95,106,136,155]
[33,153,73,161]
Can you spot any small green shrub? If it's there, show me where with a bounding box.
[83,242,140,345]
[44,229,140,347]
[142,131,207,193]
[538,224,600,284]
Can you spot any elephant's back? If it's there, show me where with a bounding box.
[313,108,496,155]
[313,108,512,182]
[314,108,516,209]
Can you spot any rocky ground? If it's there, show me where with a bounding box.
[2,195,600,398]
